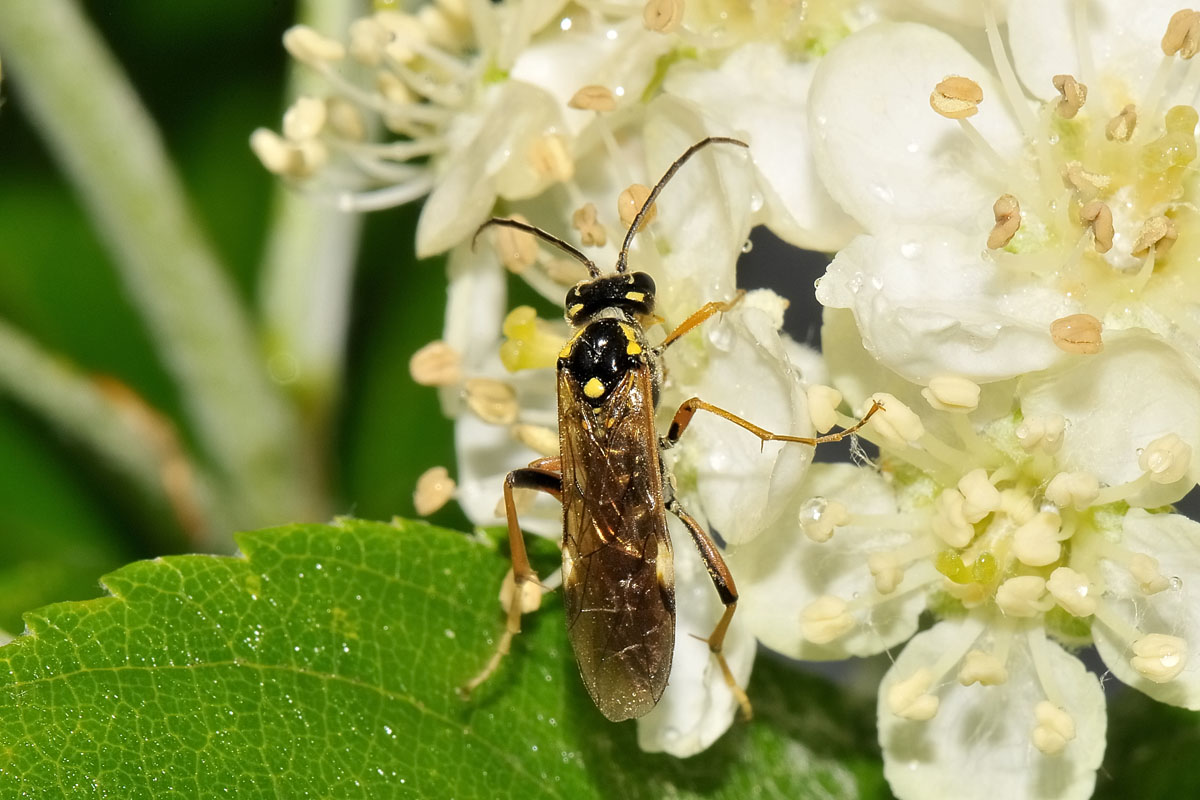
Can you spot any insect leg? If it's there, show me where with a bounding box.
[459,466,563,698]
[667,497,753,720]
[665,398,884,448]
[656,290,746,351]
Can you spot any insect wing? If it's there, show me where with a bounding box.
[558,364,675,722]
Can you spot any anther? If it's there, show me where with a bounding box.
[380,13,429,65]
[958,468,1001,523]
[643,0,684,33]
[283,25,347,64]
[887,668,940,720]
[409,340,462,386]
[572,203,608,247]
[326,97,366,141]
[930,76,983,119]
[618,184,657,230]
[958,649,1009,686]
[546,258,592,285]
[995,575,1051,617]
[250,129,301,176]
[987,194,1021,249]
[1079,201,1114,253]
[1052,74,1087,119]
[1050,313,1104,355]
[931,489,974,548]
[414,466,456,515]
[806,385,843,434]
[511,424,559,458]
[1032,701,1076,756]
[1062,162,1110,200]
[1139,433,1192,484]
[866,393,925,446]
[1131,633,1188,682]
[1131,215,1178,258]
[1016,414,1066,453]
[1162,9,1200,58]
[529,134,574,182]
[867,553,905,594]
[1129,553,1171,595]
[1045,471,1100,509]
[1047,567,1097,616]
[1105,104,1138,142]
[568,85,618,112]
[1013,510,1065,567]
[801,595,855,644]
[490,214,539,273]
[799,498,849,543]
[464,378,519,425]
[282,96,327,141]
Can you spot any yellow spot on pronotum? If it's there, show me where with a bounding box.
[584,377,606,398]
[618,322,643,355]
[568,303,585,318]
[625,291,645,303]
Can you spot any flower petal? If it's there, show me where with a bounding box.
[1093,509,1200,709]
[817,225,1074,383]
[729,462,928,660]
[808,22,1024,232]
[665,42,861,251]
[667,291,812,547]
[879,618,1106,800]
[1019,332,1200,507]
[637,514,755,757]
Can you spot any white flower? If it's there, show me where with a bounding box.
[732,308,1200,799]
[810,4,1200,382]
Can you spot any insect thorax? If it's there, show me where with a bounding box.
[558,316,653,405]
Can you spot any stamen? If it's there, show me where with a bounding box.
[930,76,983,119]
[1026,626,1067,708]
[958,649,1009,686]
[867,393,925,446]
[546,258,592,285]
[982,0,1046,153]
[283,25,346,64]
[569,85,618,112]
[335,173,437,212]
[511,424,560,457]
[1050,313,1104,354]
[1046,566,1098,616]
[996,576,1051,617]
[618,183,657,230]
[806,385,843,434]
[1062,161,1111,200]
[250,129,305,177]
[1162,9,1200,59]
[1105,104,1138,142]
[414,465,456,515]
[1131,633,1188,682]
[1072,0,1097,92]
[1131,215,1178,258]
[887,668,940,720]
[1044,471,1100,509]
[464,378,519,425]
[282,96,327,141]
[643,0,684,33]
[572,203,608,247]
[1013,510,1065,567]
[1052,74,1088,119]
[326,98,367,141]
[1129,552,1171,595]
[1016,414,1066,453]
[958,468,1002,523]
[409,339,462,386]
[931,488,974,548]
[528,134,574,183]
[986,194,1021,249]
[1138,432,1193,484]
[1079,201,1114,253]
[800,595,856,643]
[1032,700,1077,756]
[798,497,849,543]
[491,216,539,274]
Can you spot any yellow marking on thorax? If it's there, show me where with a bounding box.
[584,377,606,398]
[559,327,584,359]
[618,322,643,356]
[568,303,585,318]
[625,291,645,303]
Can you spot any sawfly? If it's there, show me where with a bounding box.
[461,136,880,721]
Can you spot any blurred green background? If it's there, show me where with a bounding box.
[0,1,464,633]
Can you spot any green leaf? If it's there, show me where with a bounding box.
[0,518,883,798]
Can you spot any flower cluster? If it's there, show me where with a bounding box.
[260,1,1200,797]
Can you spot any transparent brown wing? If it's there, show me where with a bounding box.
[558,364,674,722]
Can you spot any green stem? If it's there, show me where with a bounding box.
[259,0,367,498]
[0,0,318,534]
[0,317,230,548]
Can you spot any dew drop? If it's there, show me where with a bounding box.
[798,496,829,524]
[741,239,754,254]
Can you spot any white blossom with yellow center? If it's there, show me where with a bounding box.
[810,4,1200,382]
[730,307,1200,799]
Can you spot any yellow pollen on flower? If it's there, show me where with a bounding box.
[1052,74,1087,119]
[987,194,1021,249]
[1162,9,1200,58]
[958,649,1009,686]
[1131,633,1188,682]
[618,183,657,230]
[413,465,456,516]
[1106,104,1138,142]
[643,0,684,34]
[1050,313,1104,355]
[409,339,461,386]
[930,75,982,119]
[464,378,519,425]
[500,306,565,372]
[568,84,618,112]
[1032,701,1076,756]
[572,203,607,247]
[1079,201,1115,253]
[887,668,940,721]
[801,595,856,643]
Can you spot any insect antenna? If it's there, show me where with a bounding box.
[473,217,601,278]
[615,136,749,274]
